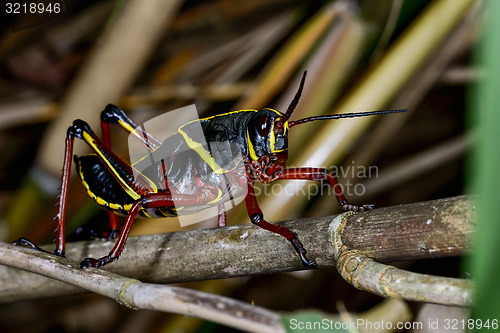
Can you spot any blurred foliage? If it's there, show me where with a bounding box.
[470,0,500,326]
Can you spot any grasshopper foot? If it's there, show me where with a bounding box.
[80,255,116,269]
[13,237,63,256]
[290,235,318,269]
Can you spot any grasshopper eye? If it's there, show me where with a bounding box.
[257,116,271,137]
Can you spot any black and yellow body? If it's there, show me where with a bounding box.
[75,107,287,219]
[14,71,406,269]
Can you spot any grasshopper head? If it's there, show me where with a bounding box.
[245,71,306,180]
[247,109,289,161]
[246,109,289,180]
[246,71,306,163]
[246,113,288,182]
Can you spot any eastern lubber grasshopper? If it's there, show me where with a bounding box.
[15,72,406,269]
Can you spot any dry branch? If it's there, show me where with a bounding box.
[339,195,476,261]
[0,195,475,304]
[336,249,473,306]
[0,242,283,333]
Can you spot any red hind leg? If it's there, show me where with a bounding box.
[13,126,77,256]
[99,105,174,237]
[100,104,162,150]
[15,118,156,258]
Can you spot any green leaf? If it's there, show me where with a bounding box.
[470,0,500,327]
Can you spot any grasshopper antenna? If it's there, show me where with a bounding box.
[282,71,307,122]
[288,109,408,127]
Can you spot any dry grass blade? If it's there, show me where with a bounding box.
[362,133,473,199]
[279,5,368,151]
[235,1,346,109]
[212,12,296,85]
[0,98,56,131]
[177,11,296,84]
[346,2,479,172]
[36,0,184,175]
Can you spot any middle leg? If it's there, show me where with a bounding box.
[80,191,213,268]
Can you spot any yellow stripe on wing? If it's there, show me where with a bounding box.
[82,131,157,200]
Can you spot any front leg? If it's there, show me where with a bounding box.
[244,180,317,268]
[279,167,376,212]
[79,199,144,269]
